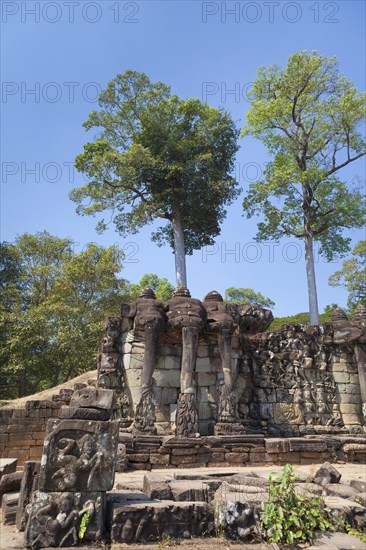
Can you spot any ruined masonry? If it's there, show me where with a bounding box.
[0,289,366,547]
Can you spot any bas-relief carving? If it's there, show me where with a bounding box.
[121,288,168,434]
[25,491,104,548]
[108,288,365,435]
[240,325,348,432]
[39,420,118,492]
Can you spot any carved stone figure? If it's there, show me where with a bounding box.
[203,291,239,423]
[166,287,206,436]
[121,288,167,434]
[237,303,273,334]
[25,491,104,548]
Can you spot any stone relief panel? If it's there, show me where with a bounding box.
[25,491,105,548]
[39,420,118,492]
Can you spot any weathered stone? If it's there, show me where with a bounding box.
[229,474,269,489]
[213,482,266,540]
[39,419,118,492]
[59,406,111,421]
[149,454,170,466]
[326,483,361,500]
[265,438,290,453]
[308,462,342,485]
[25,491,105,547]
[197,373,216,386]
[225,452,249,464]
[350,479,366,493]
[0,471,22,498]
[0,458,17,479]
[2,491,19,525]
[170,480,210,502]
[164,356,181,370]
[195,358,210,372]
[289,438,328,452]
[70,388,115,410]
[171,454,197,465]
[273,403,304,425]
[142,473,173,500]
[152,369,180,388]
[110,500,214,542]
[100,352,120,369]
[16,461,40,531]
[161,387,178,405]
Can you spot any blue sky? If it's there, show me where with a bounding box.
[1,0,365,316]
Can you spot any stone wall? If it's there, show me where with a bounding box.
[102,316,365,436]
[118,434,366,471]
[0,372,97,467]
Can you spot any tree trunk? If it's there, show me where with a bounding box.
[304,233,319,325]
[172,209,187,288]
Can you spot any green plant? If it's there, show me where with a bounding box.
[261,464,335,545]
[78,510,90,540]
[345,522,366,543]
[156,533,171,549]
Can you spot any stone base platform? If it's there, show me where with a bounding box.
[119,433,366,471]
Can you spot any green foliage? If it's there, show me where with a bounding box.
[329,240,366,312]
[71,70,240,257]
[268,306,339,330]
[129,273,174,301]
[242,50,366,321]
[78,509,90,540]
[261,464,335,545]
[225,287,275,308]
[0,232,129,398]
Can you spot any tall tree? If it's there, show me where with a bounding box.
[225,286,275,308]
[329,240,366,313]
[71,70,240,287]
[242,51,366,324]
[0,232,128,398]
[130,273,175,301]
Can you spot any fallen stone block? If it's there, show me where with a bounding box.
[308,462,342,485]
[169,480,210,502]
[350,479,366,493]
[323,495,366,529]
[213,482,266,540]
[110,500,214,542]
[325,483,361,501]
[2,491,20,525]
[143,473,173,500]
[0,471,23,499]
[0,458,17,479]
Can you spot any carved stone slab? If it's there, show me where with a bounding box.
[110,501,214,543]
[70,388,115,410]
[39,419,118,492]
[25,491,105,548]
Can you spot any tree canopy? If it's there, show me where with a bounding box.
[242,50,366,325]
[0,232,128,398]
[129,273,175,301]
[71,70,240,286]
[329,240,366,312]
[225,287,275,308]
